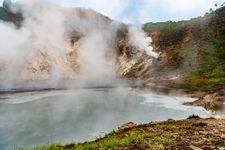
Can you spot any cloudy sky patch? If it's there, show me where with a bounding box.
[0,0,224,23]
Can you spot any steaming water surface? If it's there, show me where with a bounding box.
[0,88,210,149]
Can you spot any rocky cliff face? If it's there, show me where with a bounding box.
[115,27,154,80]
[20,47,79,80]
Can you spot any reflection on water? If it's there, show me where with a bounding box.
[0,88,210,149]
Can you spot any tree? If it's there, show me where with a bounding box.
[214,3,218,8]
[209,8,213,13]
[222,2,225,7]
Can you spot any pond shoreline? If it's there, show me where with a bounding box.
[137,80,225,116]
[20,117,225,150]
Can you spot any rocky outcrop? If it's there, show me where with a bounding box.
[186,89,225,114]
[20,48,79,80]
[115,27,156,80]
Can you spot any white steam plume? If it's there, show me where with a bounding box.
[0,0,157,90]
[128,25,159,58]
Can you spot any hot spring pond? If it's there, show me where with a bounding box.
[0,88,211,149]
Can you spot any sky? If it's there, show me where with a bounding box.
[0,0,224,24]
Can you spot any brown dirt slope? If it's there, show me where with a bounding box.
[48,118,225,150]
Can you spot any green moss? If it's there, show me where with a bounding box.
[153,137,171,145]
[19,132,146,150]
[100,134,144,148]
[18,144,59,150]
[208,136,217,144]
[156,124,175,131]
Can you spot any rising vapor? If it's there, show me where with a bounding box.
[0,0,157,90]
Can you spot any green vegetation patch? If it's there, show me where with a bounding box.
[144,20,194,33]
[187,69,225,91]
[19,123,181,150]
[156,124,176,131]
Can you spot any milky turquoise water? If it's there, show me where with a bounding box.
[0,88,211,149]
